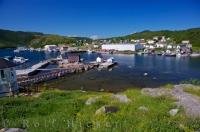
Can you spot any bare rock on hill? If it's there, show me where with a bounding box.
[112,94,131,103]
[142,84,200,118]
[169,109,179,116]
[138,106,149,112]
[141,88,172,97]
[0,128,26,132]
[172,84,200,118]
[85,96,100,105]
[95,105,119,115]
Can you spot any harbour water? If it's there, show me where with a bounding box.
[1,49,200,92]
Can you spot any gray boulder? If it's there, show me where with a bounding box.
[0,128,25,132]
[85,96,100,105]
[138,106,149,112]
[141,88,172,97]
[169,109,179,116]
[112,94,131,103]
[95,105,119,115]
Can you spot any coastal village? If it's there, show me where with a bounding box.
[0,36,200,131]
[0,35,200,97]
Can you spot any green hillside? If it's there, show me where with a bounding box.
[0,29,91,48]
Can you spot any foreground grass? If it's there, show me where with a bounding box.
[0,89,200,132]
[184,85,200,97]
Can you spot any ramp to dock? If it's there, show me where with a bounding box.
[16,60,50,76]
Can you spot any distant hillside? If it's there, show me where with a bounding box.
[0,29,92,48]
[111,28,200,49]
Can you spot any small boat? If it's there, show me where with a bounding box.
[87,50,93,54]
[56,55,63,60]
[190,53,200,57]
[176,53,182,57]
[165,53,176,57]
[14,47,28,53]
[106,57,115,63]
[4,56,14,61]
[137,52,144,55]
[13,56,29,64]
[156,53,162,56]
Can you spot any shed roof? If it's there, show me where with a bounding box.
[0,58,16,69]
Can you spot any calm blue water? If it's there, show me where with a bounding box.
[1,49,200,91]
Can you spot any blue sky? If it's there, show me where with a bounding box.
[0,0,200,38]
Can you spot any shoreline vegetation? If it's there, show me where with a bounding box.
[0,84,200,131]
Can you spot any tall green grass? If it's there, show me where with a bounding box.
[0,89,199,132]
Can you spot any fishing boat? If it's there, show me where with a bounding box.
[13,56,29,64]
[87,50,93,54]
[4,56,14,61]
[190,53,200,57]
[14,47,28,53]
[165,53,176,57]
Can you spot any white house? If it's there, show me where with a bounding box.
[102,43,144,51]
[166,50,171,54]
[167,45,173,49]
[156,43,165,48]
[0,58,18,97]
[149,45,155,49]
[160,36,166,43]
[153,36,159,41]
[93,45,99,48]
[182,40,190,44]
[147,40,155,44]
[44,45,59,52]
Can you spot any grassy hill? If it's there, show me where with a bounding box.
[0,29,92,48]
[111,28,200,50]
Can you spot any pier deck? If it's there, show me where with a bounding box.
[16,60,50,76]
[17,63,95,87]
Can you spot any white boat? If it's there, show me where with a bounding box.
[87,50,93,54]
[106,57,114,63]
[190,53,200,57]
[14,47,28,53]
[13,56,29,64]
[176,53,182,57]
[56,55,63,60]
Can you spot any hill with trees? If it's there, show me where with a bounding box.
[0,29,92,48]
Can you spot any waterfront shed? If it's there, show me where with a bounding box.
[0,58,18,97]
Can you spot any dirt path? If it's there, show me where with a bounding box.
[172,84,200,118]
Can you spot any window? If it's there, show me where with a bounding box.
[0,70,5,79]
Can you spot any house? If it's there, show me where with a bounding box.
[149,45,155,49]
[153,36,159,41]
[44,45,59,52]
[147,40,155,44]
[101,43,144,51]
[59,45,69,52]
[176,44,192,54]
[0,58,18,97]
[160,36,166,43]
[156,43,165,48]
[167,45,173,49]
[166,50,172,54]
[182,40,190,44]
[93,45,99,48]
